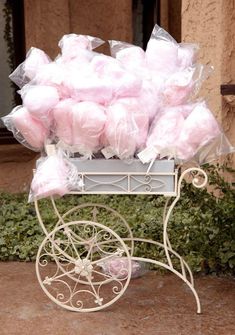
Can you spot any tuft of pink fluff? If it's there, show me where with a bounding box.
[30,156,69,200]
[68,68,113,105]
[117,98,149,150]
[22,85,60,126]
[52,99,75,145]
[71,101,107,154]
[91,55,142,99]
[177,43,198,69]
[162,68,195,106]
[146,39,178,75]
[147,107,185,152]
[11,106,48,150]
[99,257,144,279]
[104,102,138,159]
[9,47,51,88]
[177,103,221,160]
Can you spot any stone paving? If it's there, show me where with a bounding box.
[0,262,234,335]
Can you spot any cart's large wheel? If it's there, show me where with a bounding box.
[55,202,134,256]
[36,220,132,312]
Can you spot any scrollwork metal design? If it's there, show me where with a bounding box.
[36,220,131,312]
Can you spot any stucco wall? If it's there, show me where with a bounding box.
[181,0,235,168]
[181,0,235,117]
[24,0,132,58]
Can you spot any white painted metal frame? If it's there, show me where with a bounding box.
[35,166,207,313]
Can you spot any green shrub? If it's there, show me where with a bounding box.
[0,164,234,274]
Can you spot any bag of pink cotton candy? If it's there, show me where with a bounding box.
[9,47,51,88]
[102,98,149,161]
[97,256,149,279]
[1,106,49,151]
[138,101,235,166]
[28,147,83,202]
[175,102,235,165]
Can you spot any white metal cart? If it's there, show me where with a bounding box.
[34,159,207,313]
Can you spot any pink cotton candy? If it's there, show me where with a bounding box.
[162,68,195,106]
[30,156,69,200]
[24,48,51,78]
[98,257,145,279]
[52,99,75,145]
[72,101,106,155]
[110,42,147,77]
[33,62,65,86]
[177,43,198,69]
[146,39,178,75]
[139,80,161,121]
[117,98,149,150]
[68,69,113,104]
[147,107,185,153]
[91,55,142,99]
[116,46,146,68]
[33,62,71,99]
[113,71,142,98]
[104,102,138,159]
[22,85,60,125]
[177,103,221,160]
[11,106,48,150]
[58,34,104,62]
[9,47,51,88]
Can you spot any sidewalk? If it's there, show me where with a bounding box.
[0,262,234,335]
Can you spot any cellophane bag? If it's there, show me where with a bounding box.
[97,256,149,279]
[28,147,83,202]
[9,47,51,88]
[2,26,234,168]
[2,105,49,151]
[139,101,234,165]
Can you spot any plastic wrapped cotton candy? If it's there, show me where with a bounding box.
[58,34,104,62]
[148,108,185,152]
[32,61,72,99]
[117,98,149,150]
[104,101,139,160]
[162,67,195,106]
[33,62,64,86]
[29,148,82,201]
[109,40,148,77]
[139,107,185,163]
[2,106,48,151]
[146,25,178,76]
[9,47,51,88]
[52,99,75,145]
[21,85,60,126]
[91,54,142,99]
[176,102,221,161]
[98,257,148,279]
[139,80,161,121]
[71,101,107,156]
[177,43,198,69]
[68,68,113,105]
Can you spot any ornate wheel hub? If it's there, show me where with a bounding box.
[74,259,93,277]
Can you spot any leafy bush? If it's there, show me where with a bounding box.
[0,164,234,274]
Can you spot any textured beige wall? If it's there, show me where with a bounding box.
[160,0,182,42]
[24,0,132,58]
[182,0,235,168]
[69,0,132,55]
[24,0,70,58]
[181,0,235,118]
